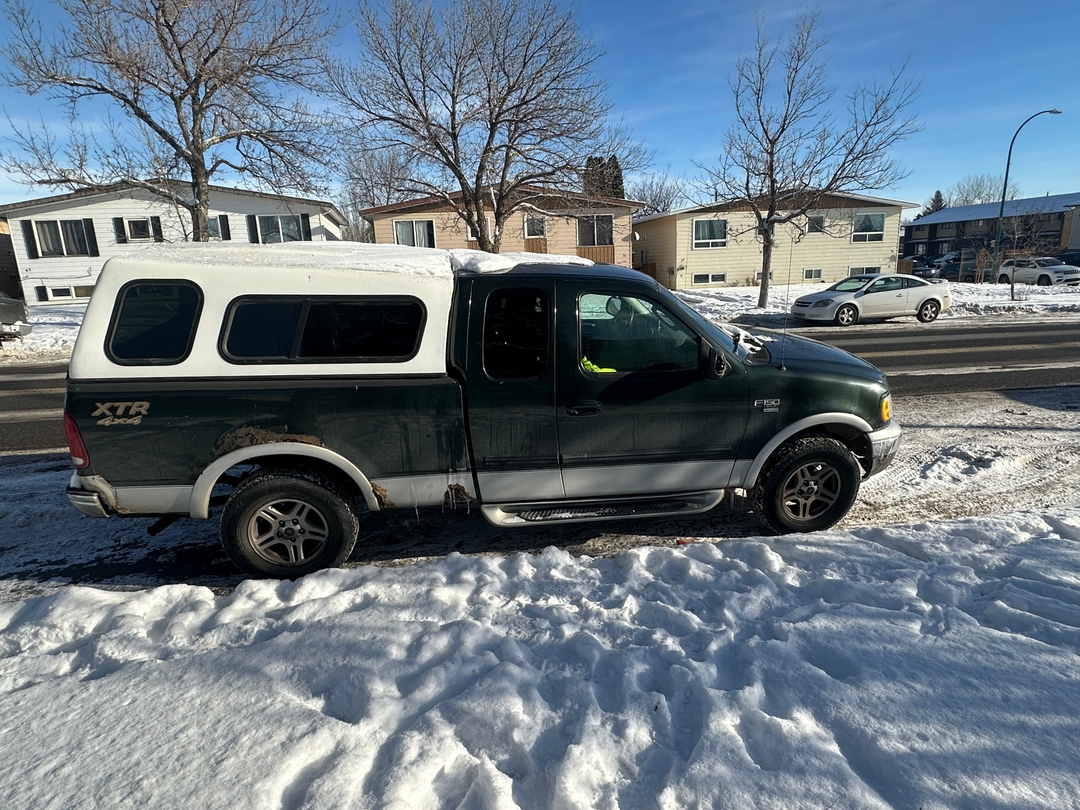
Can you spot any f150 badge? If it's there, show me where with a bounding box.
[755,398,781,413]
[93,401,150,426]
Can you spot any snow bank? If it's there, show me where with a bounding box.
[3,510,1080,808]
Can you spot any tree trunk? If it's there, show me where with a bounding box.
[189,165,211,242]
[757,222,775,308]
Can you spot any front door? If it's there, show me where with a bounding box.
[555,284,748,499]
[859,276,909,318]
[465,278,563,502]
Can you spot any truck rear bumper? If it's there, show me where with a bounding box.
[67,486,110,517]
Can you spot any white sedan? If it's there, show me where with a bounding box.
[791,273,952,326]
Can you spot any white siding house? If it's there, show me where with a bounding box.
[0,183,347,304]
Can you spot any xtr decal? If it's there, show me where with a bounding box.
[93,401,150,426]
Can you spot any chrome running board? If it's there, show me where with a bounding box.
[481,490,723,527]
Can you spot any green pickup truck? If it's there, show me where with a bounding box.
[64,243,900,578]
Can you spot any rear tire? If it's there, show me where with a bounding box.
[834,304,859,327]
[916,300,940,323]
[220,468,359,579]
[750,437,862,534]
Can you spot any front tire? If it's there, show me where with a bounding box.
[916,300,940,323]
[750,437,862,534]
[220,468,360,579]
[834,304,859,327]
[1037,275,1052,286]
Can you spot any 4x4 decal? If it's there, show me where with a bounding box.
[92,401,150,426]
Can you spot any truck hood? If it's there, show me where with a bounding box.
[760,334,887,384]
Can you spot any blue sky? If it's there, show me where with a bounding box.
[1,0,1078,213]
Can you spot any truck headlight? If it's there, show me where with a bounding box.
[881,394,892,423]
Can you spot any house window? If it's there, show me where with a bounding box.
[206,215,232,240]
[112,216,163,244]
[258,215,302,243]
[525,214,547,238]
[850,266,881,275]
[939,222,955,232]
[807,215,825,234]
[35,221,64,257]
[127,218,153,241]
[851,213,885,242]
[21,218,99,259]
[692,273,709,284]
[577,215,614,247]
[693,272,726,284]
[468,216,492,242]
[755,270,774,281]
[693,218,727,248]
[394,219,436,248]
[246,213,311,244]
[804,268,823,280]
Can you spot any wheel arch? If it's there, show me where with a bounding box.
[740,413,875,491]
[190,443,380,519]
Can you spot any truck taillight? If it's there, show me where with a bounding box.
[63,410,90,469]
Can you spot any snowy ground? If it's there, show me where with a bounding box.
[3,282,1080,808]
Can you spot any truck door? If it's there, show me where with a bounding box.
[555,284,748,499]
[464,278,563,502]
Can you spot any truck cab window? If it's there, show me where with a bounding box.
[483,288,550,379]
[579,293,699,374]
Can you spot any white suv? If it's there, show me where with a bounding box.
[997,257,1080,286]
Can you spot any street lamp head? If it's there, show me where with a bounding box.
[1049,109,1063,114]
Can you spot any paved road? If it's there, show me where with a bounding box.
[786,318,1080,396]
[0,362,67,453]
[1,317,1078,451]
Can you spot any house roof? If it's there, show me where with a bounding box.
[357,185,645,217]
[633,191,918,224]
[0,180,348,226]
[909,192,1080,227]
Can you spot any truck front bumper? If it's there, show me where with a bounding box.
[867,420,902,477]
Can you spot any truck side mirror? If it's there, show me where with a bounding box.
[706,346,729,379]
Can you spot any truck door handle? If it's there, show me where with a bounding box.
[565,400,602,416]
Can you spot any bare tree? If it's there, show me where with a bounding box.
[699,10,920,307]
[626,172,689,216]
[327,0,646,253]
[946,174,1022,207]
[337,147,415,241]
[0,0,337,241]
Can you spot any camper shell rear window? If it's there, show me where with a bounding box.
[221,296,427,363]
[107,281,203,365]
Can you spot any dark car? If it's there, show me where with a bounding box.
[0,291,32,343]
[906,257,941,279]
[1057,250,1080,267]
[937,260,980,283]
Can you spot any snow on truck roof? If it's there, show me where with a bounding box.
[100,241,594,281]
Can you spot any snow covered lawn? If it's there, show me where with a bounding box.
[3,281,1080,808]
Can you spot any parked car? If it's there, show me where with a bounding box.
[907,257,941,279]
[996,257,1080,286]
[64,242,901,578]
[791,273,951,326]
[0,291,32,343]
[1055,249,1080,267]
[931,251,963,267]
[937,260,981,283]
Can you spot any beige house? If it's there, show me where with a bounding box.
[359,187,642,267]
[631,193,915,290]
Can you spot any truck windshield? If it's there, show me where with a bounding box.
[657,287,771,363]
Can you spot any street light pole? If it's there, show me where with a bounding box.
[992,109,1062,301]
